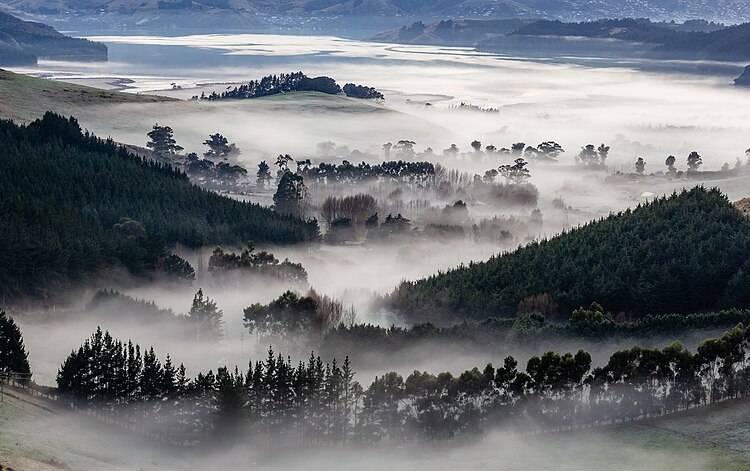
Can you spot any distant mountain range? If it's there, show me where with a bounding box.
[372,18,750,62]
[0,11,106,65]
[1,0,749,23]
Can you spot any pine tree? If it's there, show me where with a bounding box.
[146,124,183,158]
[0,311,31,380]
[188,289,224,342]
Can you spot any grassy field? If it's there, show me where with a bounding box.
[0,69,175,123]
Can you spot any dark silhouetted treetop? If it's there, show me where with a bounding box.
[389,187,750,323]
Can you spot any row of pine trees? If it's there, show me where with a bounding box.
[55,324,750,445]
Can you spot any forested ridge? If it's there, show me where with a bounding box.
[389,187,750,323]
[0,113,319,247]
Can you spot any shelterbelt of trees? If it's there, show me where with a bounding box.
[322,307,750,360]
[0,113,319,247]
[389,187,750,323]
[52,323,750,444]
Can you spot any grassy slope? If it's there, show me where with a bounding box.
[3,387,750,470]
[0,69,174,122]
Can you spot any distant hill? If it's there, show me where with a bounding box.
[0,11,106,65]
[2,0,749,23]
[388,187,750,324]
[654,22,750,60]
[370,19,534,46]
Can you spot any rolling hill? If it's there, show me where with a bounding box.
[389,187,750,324]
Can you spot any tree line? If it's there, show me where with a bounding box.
[54,324,750,444]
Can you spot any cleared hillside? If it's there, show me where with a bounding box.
[0,69,173,123]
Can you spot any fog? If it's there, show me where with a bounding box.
[11,31,750,384]
[4,29,750,470]
[2,391,742,471]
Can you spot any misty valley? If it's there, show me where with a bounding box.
[3,6,750,471]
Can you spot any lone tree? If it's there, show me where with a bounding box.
[687,151,703,172]
[443,144,460,158]
[635,157,646,175]
[0,311,31,380]
[257,161,272,189]
[203,133,240,160]
[499,158,531,185]
[188,289,224,342]
[274,172,308,218]
[598,144,611,166]
[471,140,482,153]
[146,124,183,159]
[666,155,677,174]
[536,141,564,161]
[382,142,393,158]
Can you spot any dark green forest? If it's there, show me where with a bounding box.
[389,187,750,323]
[0,195,193,301]
[0,113,319,248]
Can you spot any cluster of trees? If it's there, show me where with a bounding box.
[576,143,610,167]
[0,113,319,248]
[196,72,383,101]
[298,160,435,188]
[199,72,339,100]
[146,125,248,188]
[389,187,750,323]
[321,194,377,241]
[55,324,750,443]
[0,311,30,379]
[342,83,384,100]
[243,289,356,340]
[208,241,308,285]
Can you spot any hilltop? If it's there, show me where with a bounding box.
[389,187,750,324]
[0,69,174,123]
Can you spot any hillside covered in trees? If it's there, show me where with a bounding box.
[0,113,319,247]
[389,187,750,323]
